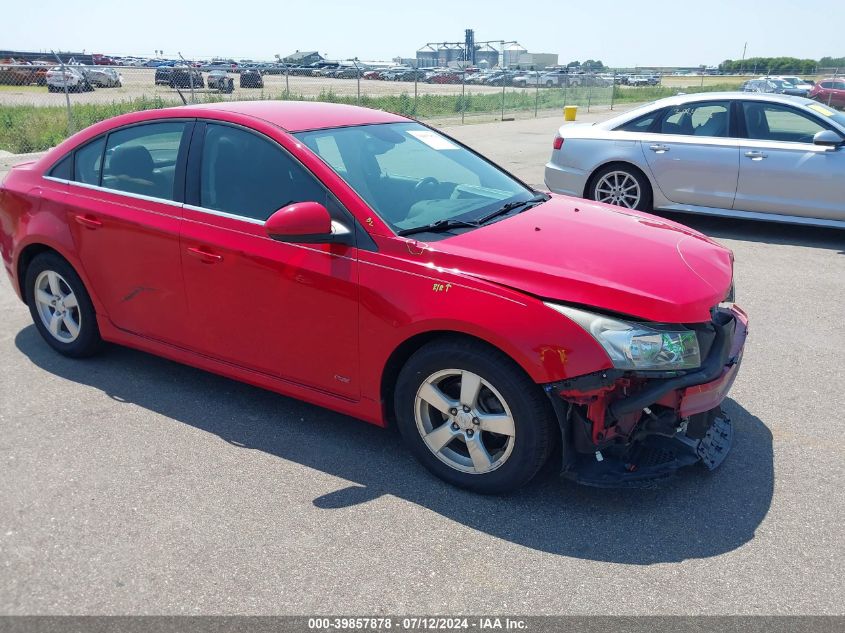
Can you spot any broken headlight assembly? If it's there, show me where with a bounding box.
[545,303,701,371]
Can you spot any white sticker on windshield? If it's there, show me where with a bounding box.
[408,130,460,150]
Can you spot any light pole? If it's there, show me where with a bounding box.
[740,42,747,76]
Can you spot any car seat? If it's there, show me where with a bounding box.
[106,145,169,198]
[694,110,728,137]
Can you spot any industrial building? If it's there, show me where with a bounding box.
[414,31,556,69]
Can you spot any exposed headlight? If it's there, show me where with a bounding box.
[545,303,701,371]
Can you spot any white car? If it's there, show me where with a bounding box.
[81,66,122,88]
[45,66,92,92]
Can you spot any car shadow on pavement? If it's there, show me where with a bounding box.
[16,325,774,565]
[651,211,845,253]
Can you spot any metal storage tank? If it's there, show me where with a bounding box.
[502,42,527,68]
[475,44,499,68]
[416,45,438,68]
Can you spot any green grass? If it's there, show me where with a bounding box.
[0,82,745,154]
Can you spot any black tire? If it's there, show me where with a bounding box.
[24,252,102,358]
[394,338,555,494]
[588,163,653,212]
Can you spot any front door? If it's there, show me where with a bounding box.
[734,100,845,221]
[179,122,360,399]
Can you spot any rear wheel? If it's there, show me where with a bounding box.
[394,339,555,494]
[24,253,102,358]
[589,164,652,211]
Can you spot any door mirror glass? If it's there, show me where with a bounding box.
[812,129,844,147]
[265,201,351,244]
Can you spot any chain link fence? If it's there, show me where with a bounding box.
[1,55,841,154]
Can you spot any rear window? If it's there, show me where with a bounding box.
[73,137,106,185]
[48,154,72,180]
[616,112,660,132]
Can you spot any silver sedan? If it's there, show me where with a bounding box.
[544,92,845,228]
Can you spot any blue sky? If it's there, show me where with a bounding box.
[7,0,843,66]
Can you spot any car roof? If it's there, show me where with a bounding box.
[596,92,824,129]
[176,100,409,132]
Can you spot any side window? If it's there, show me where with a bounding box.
[48,154,72,180]
[819,81,832,89]
[616,112,659,132]
[742,103,825,143]
[658,102,730,137]
[200,123,326,221]
[73,137,106,185]
[101,122,188,200]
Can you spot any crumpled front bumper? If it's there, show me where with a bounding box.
[548,305,748,487]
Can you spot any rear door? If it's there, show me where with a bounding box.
[734,100,845,221]
[61,120,192,344]
[638,100,740,209]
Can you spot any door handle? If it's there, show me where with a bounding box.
[187,247,223,263]
[74,214,102,229]
[649,144,669,153]
[744,151,767,160]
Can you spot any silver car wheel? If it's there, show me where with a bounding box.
[594,170,642,209]
[414,369,516,475]
[34,270,81,343]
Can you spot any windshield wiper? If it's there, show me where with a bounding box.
[397,218,481,237]
[473,193,550,225]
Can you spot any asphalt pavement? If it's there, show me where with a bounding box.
[1,112,843,615]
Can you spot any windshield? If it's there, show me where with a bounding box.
[296,122,535,234]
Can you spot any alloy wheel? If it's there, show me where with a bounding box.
[414,369,516,474]
[33,270,82,343]
[594,170,642,209]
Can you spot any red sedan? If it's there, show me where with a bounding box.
[0,102,747,492]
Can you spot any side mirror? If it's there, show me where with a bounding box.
[265,201,352,245]
[813,129,844,148]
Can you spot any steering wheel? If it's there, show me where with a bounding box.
[414,177,440,196]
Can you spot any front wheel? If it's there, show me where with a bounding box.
[24,252,102,358]
[394,339,555,494]
[589,164,652,211]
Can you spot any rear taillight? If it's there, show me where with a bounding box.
[553,135,564,150]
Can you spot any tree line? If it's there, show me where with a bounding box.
[719,56,844,73]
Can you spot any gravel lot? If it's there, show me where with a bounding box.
[0,111,843,615]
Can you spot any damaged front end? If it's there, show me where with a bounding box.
[544,305,748,487]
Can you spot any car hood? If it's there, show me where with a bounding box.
[430,196,733,323]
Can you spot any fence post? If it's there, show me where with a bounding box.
[534,72,539,117]
[610,71,616,110]
[500,72,506,120]
[178,52,195,104]
[285,63,290,97]
[52,51,73,135]
[461,68,466,124]
[830,68,839,107]
[413,63,418,117]
[563,79,568,110]
[587,80,593,113]
[353,58,361,106]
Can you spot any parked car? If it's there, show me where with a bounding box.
[545,92,845,228]
[809,78,845,109]
[239,69,263,88]
[45,66,93,92]
[511,71,542,87]
[164,67,204,89]
[0,59,50,86]
[0,101,748,492]
[207,70,234,92]
[81,66,122,88]
[428,71,461,84]
[742,78,806,97]
[775,76,814,93]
